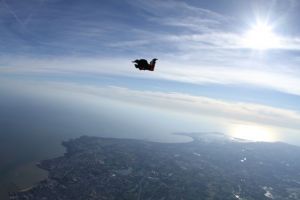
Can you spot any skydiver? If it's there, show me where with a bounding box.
[132,58,158,71]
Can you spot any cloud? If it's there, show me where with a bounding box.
[2,79,300,131]
[2,0,300,54]
[117,0,300,51]
[1,55,300,97]
[127,0,230,31]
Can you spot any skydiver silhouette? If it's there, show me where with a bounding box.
[132,58,157,71]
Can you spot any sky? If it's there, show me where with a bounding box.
[1,0,300,144]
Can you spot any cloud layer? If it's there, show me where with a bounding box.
[2,79,300,131]
[1,55,300,98]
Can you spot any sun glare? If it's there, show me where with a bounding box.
[230,124,278,142]
[242,21,281,50]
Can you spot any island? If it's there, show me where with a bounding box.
[9,133,300,200]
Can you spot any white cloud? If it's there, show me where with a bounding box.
[1,55,300,96]
[120,0,300,51]
[2,79,300,131]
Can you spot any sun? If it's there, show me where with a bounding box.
[242,21,281,50]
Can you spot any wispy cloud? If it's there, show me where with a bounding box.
[1,55,300,97]
[116,0,300,51]
[2,79,300,131]
[1,0,300,55]
[1,0,299,54]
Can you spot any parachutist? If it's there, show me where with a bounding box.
[132,58,157,71]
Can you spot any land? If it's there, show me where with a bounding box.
[10,133,300,200]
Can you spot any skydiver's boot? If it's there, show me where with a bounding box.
[149,65,155,71]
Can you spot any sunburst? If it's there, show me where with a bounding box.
[242,21,281,50]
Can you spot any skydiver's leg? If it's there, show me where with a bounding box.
[145,65,154,71]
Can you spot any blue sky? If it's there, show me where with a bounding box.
[1,0,300,142]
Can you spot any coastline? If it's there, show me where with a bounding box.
[0,140,66,200]
[10,135,300,200]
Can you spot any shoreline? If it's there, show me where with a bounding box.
[0,140,66,200]
[10,135,300,200]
